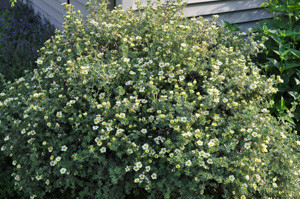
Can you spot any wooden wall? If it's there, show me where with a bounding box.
[0,0,10,10]
[28,0,272,31]
[28,0,66,28]
[117,0,273,31]
[27,0,113,29]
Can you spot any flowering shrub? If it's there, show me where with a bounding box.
[0,0,299,198]
[0,2,54,198]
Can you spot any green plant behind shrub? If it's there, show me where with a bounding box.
[0,2,55,83]
[254,0,300,132]
[0,0,299,198]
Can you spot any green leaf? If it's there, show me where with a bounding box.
[282,49,291,57]
[273,50,281,56]
[262,24,269,32]
[295,33,300,41]
[276,97,289,112]
[260,2,269,8]
[284,116,295,125]
[76,43,82,54]
[285,62,300,70]
[267,58,282,69]
[9,0,17,7]
[288,91,300,100]
[222,20,240,32]
[271,35,281,43]
[289,49,300,58]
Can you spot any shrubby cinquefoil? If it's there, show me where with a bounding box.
[0,0,299,198]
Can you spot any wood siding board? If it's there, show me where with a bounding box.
[202,8,273,24]
[36,0,65,14]
[138,0,222,6]
[71,0,89,17]
[75,0,88,4]
[121,0,135,10]
[183,0,266,17]
[30,3,62,28]
[57,0,66,4]
[187,0,223,4]
[0,0,10,9]
[130,0,270,32]
[72,0,114,11]
[237,20,260,31]
[138,0,263,7]
[31,0,64,24]
[72,0,114,6]
[116,0,123,7]
[30,0,64,27]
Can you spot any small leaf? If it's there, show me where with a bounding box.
[260,2,269,8]
[288,91,300,100]
[276,97,289,111]
[282,49,291,57]
[290,49,300,58]
[76,43,82,53]
[269,29,278,34]
[270,35,281,43]
[222,20,240,32]
[284,116,295,125]
[285,62,300,70]
[263,24,269,31]
[267,58,282,69]
[281,97,285,109]
[273,50,280,56]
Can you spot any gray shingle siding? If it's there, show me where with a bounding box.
[28,0,272,31]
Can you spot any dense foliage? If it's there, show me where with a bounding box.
[0,2,55,83]
[0,2,54,198]
[0,0,299,198]
[0,145,22,199]
[254,0,300,132]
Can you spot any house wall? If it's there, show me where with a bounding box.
[28,0,272,31]
[27,0,66,28]
[27,0,114,29]
[117,0,273,31]
[0,0,10,10]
